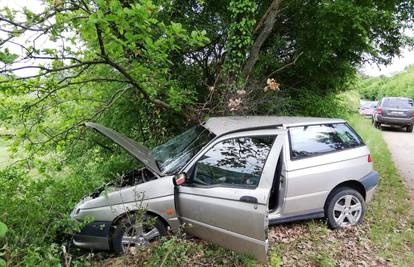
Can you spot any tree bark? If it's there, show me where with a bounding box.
[242,0,282,81]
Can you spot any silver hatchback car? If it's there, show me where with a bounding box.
[70,116,378,262]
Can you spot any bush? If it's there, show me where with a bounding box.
[358,65,414,100]
[285,89,352,118]
[0,167,101,265]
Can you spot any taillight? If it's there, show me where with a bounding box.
[368,154,373,163]
[377,107,382,115]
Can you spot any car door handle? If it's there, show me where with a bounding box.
[240,196,258,204]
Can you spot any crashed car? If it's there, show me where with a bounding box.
[70,116,378,262]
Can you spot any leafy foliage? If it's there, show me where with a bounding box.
[0,167,91,265]
[358,65,414,100]
[0,0,414,266]
[0,221,6,266]
[0,222,6,239]
[0,0,412,163]
[224,0,256,71]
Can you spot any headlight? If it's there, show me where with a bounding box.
[70,197,92,218]
[70,207,79,219]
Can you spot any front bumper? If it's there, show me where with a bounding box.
[73,221,112,251]
[377,115,413,126]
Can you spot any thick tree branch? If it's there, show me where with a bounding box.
[242,0,282,81]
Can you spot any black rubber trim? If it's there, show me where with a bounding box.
[360,171,379,191]
[213,125,283,139]
[269,211,325,225]
[73,234,111,250]
[76,221,112,238]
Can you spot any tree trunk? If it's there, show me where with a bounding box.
[242,0,282,81]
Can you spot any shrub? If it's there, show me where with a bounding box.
[0,167,100,265]
[286,89,351,118]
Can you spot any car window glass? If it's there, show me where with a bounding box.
[382,98,414,109]
[289,124,362,160]
[192,136,275,187]
[361,102,376,109]
[152,126,215,174]
[332,124,362,148]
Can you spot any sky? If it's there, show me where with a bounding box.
[362,48,414,76]
[361,27,414,77]
[1,0,414,78]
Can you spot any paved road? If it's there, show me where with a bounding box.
[381,127,414,200]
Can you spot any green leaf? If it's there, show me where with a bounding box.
[0,221,7,238]
[0,50,18,64]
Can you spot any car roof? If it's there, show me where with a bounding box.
[203,116,346,136]
[382,96,412,100]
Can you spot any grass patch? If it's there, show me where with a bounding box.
[348,114,414,265]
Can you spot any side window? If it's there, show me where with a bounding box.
[332,123,363,148]
[191,136,275,188]
[289,123,363,160]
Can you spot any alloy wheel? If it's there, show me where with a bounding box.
[332,194,362,227]
[121,223,160,252]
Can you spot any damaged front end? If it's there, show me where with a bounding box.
[89,168,158,199]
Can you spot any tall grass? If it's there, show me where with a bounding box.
[348,114,414,264]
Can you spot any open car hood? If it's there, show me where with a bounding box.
[85,122,163,177]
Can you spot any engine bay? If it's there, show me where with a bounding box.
[90,168,157,198]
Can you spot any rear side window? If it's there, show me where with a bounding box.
[289,123,363,160]
[382,98,414,109]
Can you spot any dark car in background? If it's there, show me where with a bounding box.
[372,97,414,132]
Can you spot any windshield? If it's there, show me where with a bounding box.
[382,98,413,109]
[152,125,215,174]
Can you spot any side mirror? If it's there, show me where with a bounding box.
[173,173,186,186]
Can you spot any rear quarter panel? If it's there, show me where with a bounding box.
[283,146,372,216]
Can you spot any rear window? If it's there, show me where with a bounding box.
[382,98,413,109]
[361,102,377,109]
[289,123,363,160]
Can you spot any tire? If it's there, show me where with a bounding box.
[407,125,413,133]
[325,187,365,229]
[374,121,381,129]
[112,214,167,255]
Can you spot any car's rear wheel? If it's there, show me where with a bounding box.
[325,187,365,229]
[112,214,167,255]
[406,125,413,133]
